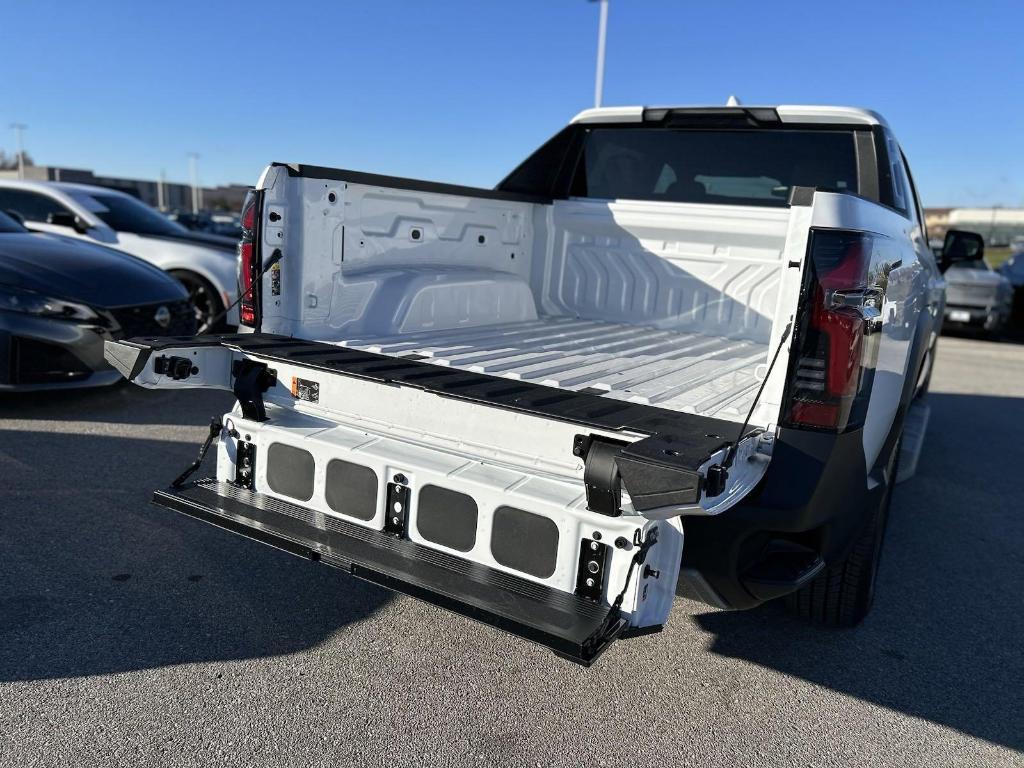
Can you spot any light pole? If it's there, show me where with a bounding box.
[989,205,1000,246]
[592,0,609,108]
[158,169,167,210]
[9,123,27,179]
[187,153,201,214]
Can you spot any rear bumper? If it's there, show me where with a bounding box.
[679,427,876,610]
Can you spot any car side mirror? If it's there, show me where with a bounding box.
[46,210,91,234]
[939,229,985,273]
[5,209,25,226]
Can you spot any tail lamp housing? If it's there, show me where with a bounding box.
[784,229,885,432]
[238,189,263,328]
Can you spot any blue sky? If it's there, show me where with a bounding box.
[1,0,1021,206]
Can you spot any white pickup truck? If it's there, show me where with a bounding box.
[105,105,977,665]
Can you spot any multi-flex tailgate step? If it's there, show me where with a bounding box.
[154,479,625,665]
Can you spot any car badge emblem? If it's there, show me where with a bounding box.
[154,305,171,328]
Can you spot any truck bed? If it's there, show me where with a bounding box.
[339,316,769,420]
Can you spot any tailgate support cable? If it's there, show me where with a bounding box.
[171,417,224,489]
[197,248,283,335]
[706,321,792,496]
[591,527,659,645]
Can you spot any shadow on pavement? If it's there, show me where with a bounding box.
[941,324,1024,345]
[0,426,392,683]
[0,382,234,425]
[2,383,1021,752]
[694,391,1024,750]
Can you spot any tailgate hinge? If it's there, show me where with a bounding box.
[573,435,627,517]
[232,359,277,422]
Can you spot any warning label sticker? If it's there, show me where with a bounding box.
[291,376,319,403]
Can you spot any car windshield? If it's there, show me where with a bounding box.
[0,210,28,234]
[949,258,990,271]
[70,192,187,237]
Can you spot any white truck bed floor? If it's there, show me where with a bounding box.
[339,317,769,421]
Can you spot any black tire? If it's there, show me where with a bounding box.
[916,342,935,400]
[785,438,900,627]
[169,270,225,333]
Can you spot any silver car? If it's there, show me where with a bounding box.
[942,245,1012,334]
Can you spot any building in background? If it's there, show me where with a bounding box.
[925,207,1024,246]
[923,208,952,241]
[0,164,249,213]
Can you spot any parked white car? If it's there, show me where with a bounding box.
[0,181,239,329]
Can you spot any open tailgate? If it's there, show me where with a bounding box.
[105,333,772,664]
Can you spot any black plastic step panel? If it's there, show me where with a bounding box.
[416,485,478,553]
[126,333,752,500]
[324,459,378,521]
[153,479,624,665]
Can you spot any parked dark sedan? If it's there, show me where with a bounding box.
[0,210,196,390]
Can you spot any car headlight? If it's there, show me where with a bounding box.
[0,284,99,321]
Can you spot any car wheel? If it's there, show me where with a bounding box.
[785,437,900,627]
[169,270,225,332]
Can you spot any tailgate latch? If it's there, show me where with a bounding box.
[573,435,627,517]
[154,355,197,380]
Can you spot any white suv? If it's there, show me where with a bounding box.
[0,180,239,329]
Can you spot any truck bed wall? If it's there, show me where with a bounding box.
[257,166,805,427]
[534,198,790,344]
[266,176,537,338]
[264,170,792,347]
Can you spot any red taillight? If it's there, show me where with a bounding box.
[785,230,876,431]
[238,190,261,328]
[239,240,256,326]
[241,198,256,230]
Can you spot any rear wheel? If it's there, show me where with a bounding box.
[785,438,900,627]
[169,271,225,333]
[916,341,936,400]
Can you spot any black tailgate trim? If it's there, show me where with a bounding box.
[125,333,749,505]
[154,479,625,665]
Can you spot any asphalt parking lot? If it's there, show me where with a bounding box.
[1,335,1021,767]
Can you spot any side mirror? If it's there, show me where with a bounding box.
[46,210,92,234]
[5,209,25,226]
[939,229,985,272]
